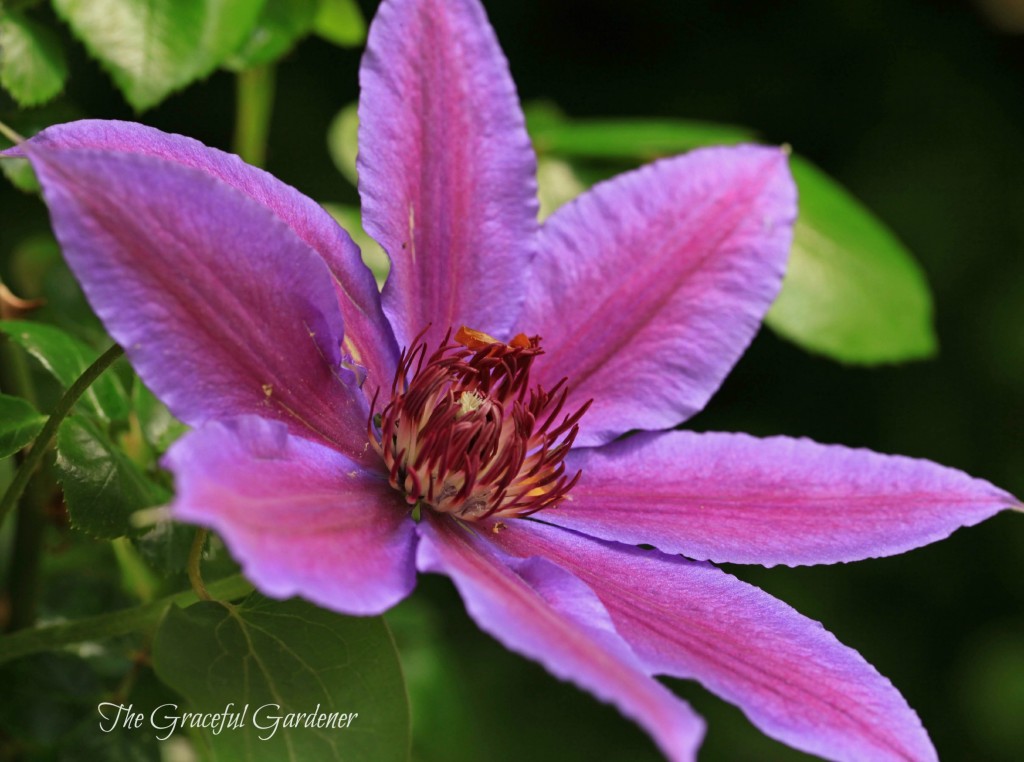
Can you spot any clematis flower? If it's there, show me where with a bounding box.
[5,0,1019,758]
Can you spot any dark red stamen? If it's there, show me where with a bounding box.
[368,326,591,521]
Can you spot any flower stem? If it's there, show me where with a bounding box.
[0,344,124,530]
[233,65,276,168]
[0,119,26,145]
[187,528,212,601]
[0,574,253,665]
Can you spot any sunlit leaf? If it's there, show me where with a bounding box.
[326,101,359,186]
[765,156,938,364]
[314,0,366,48]
[0,320,129,420]
[53,0,265,110]
[0,393,46,459]
[56,416,169,539]
[227,0,319,70]
[0,11,68,107]
[323,202,389,287]
[536,157,586,220]
[153,594,411,762]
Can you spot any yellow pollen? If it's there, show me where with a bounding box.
[457,390,485,417]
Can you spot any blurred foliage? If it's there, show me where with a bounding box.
[0,0,1022,761]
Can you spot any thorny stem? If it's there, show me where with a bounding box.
[187,528,212,601]
[233,65,276,167]
[0,344,125,530]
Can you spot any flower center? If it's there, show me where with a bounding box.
[369,326,590,521]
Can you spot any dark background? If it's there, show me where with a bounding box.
[2,0,1023,759]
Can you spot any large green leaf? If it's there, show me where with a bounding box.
[52,0,265,111]
[153,594,411,761]
[765,156,937,364]
[227,0,319,69]
[314,0,366,48]
[56,416,169,538]
[0,11,69,107]
[0,321,129,421]
[0,393,46,458]
[523,110,937,365]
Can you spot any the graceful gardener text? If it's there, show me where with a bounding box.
[97,702,359,741]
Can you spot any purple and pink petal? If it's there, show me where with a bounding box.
[492,520,938,762]
[520,146,796,446]
[167,416,417,616]
[543,430,1016,565]
[359,0,539,351]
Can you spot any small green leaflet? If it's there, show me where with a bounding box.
[0,11,69,107]
[133,380,187,455]
[227,0,320,70]
[0,320,129,421]
[323,203,390,286]
[56,416,169,538]
[327,102,360,187]
[153,594,411,762]
[0,394,46,459]
[314,0,366,48]
[765,156,937,364]
[53,0,265,111]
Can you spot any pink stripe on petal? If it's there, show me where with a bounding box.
[358,0,538,350]
[167,417,416,616]
[418,514,704,762]
[493,521,938,762]
[27,147,370,459]
[520,145,796,446]
[545,430,1016,566]
[15,120,398,398]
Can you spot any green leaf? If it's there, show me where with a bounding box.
[765,156,937,364]
[132,380,186,454]
[0,320,129,420]
[0,11,69,107]
[133,520,196,575]
[314,0,366,47]
[153,594,411,761]
[227,0,319,70]
[0,393,46,458]
[326,101,359,186]
[52,0,265,111]
[56,416,168,539]
[525,103,758,160]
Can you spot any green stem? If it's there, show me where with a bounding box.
[187,528,212,601]
[233,65,276,167]
[0,119,26,145]
[1,335,45,632]
[0,344,124,530]
[5,470,47,631]
[0,574,252,665]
